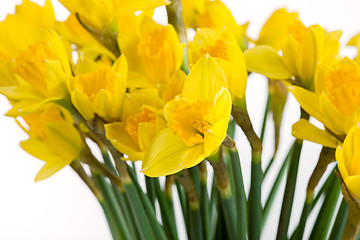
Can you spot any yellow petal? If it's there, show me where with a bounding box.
[93,89,113,120]
[74,57,99,75]
[112,55,128,84]
[142,128,203,177]
[339,124,360,175]
[319,94,352,134]
[282,35,299,76]
[203,87,231,155]
[71,89,95,120]
[45,60,68,97]
[138,122,157,151]
[296,28,316,87]
[45,122,82,159]
[256,8,298,51]
[336,147,349,183]
[183,55,227,102]
[291,119,340,148]
[288,86,326,125]
[244,45,293,79]
[35,157,72,182]
[20,136,57,161]
[344,175,360,200]
[117,33,143,72]
[105,122,143,161]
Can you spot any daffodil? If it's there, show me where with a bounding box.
[141,55,232,177]
[0,31,72,116]
[0,0,56,59]
[19,105,82,182]
[336,124,360,200]
[290,57,360,148]
[118,17,184,88]
[59,0,169,30]
[182,0,248,48]
[244,18,342,90]
[253,8,298,51]
[68,55,127,122]
[105,93,165,161]
[190,28,247,107]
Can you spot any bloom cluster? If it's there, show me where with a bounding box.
[2,0,360,239]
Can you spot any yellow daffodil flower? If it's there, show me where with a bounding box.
[290,57,360,148]
[19,105,82,182]
[68,55,127,122]
[336,124,360,200]
[0,0,55,59]
[105,93,165,161]
[118,17,184,88]
[183,0,248,48]
[59,0,169,30]
[0,31,72,116]
[190,28,247,107]
[244,18,342,90]
[141,55,232,177]
[253,8,298,51]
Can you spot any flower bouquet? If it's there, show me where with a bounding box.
[1,0,360,239]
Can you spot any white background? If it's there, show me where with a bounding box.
[0,0,359,239]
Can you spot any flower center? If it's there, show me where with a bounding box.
[137,26,177,83]
[23,106,64,140]
[200,39,229,61]
[287,19,306,43]
[323,60,360,116]
[125,107,157,146]
[73,66,116,102]
[167,100,215,146]
[13,41,56,96]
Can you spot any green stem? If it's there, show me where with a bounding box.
[154,177,178,240]
[260,94,271,143]
[178,170,203,240]
[329,198,348,240]
[309,175,340,240]
[229,147,247,239]
[249,151,262,240]
[276,139,304,240]
[176,181,189,232]
[262,143,293,230]
[123,181,157,240]
[125,165,167,240]
[199,162,210,240]
[210,152,237,240]
[100,200,121,240]
[98,149,139,239]
[294,197,312,240]
[92,174,131,240]
[145,176,157,209]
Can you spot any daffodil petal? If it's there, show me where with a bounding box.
[288,86,326,125]
[244,45,293,79]
[344,175,360,200]
[71,89,95,120]
[291,119,340,148]
[183,55,227,102]
[336,146,349,180]
[255,8,298,51]
[20,136,57,161]
[35,156,72,182]
[319,94,352,134]
[296,28,316,87]
[45,122,82,159]
[105,122,143,161]
[142,128,202,177]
